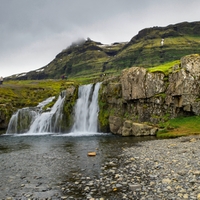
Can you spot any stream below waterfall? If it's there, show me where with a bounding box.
[0,134,156,199]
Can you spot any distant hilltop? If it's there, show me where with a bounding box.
[6,21,200,81]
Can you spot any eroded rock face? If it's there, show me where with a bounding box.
[121,67,166,100]
[121,67,147,100]
[99,54,200,136]
[166,55,200,114]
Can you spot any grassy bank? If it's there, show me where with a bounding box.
[0,79,75,108]
[157,116,200,138]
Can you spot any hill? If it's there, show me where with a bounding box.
[6,21,200,81]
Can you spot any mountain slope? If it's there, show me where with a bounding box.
[105,21,200,70]
[7,21,200,81]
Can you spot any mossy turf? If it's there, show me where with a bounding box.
[0,80,74,109]
[157,116,200,138]
[147,60,180,75]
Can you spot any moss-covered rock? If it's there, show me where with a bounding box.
[62,84,79,131]
[0,104,14,131]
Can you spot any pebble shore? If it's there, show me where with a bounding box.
[61,136,200,200]
[3,135,200,200]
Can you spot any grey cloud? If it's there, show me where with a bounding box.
[0,0,200,77]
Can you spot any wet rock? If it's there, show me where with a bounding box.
[129,184,142,191]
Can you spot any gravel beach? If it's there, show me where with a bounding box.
[61,136,200,200]
[1,135,200,200]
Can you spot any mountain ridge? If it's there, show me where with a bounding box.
[6,21,200,81]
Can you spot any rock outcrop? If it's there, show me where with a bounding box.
[98,54,200,136]
[121,121,157,137]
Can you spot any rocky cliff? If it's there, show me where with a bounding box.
[98,54,200,136]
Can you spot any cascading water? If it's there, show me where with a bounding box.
[71,82,101,133]
[6,83,101,136]
[6,96,55,134]
[28,92,66,133]
[6,107,38,134]
[6,92,66,134]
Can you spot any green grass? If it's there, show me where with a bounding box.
[157,116,200,138]
[0,79,76,108]
[147,60,180,75]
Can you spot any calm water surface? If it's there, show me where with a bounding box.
[0,133,156,198]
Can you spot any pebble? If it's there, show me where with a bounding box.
[58,135,200,199]
[2,135,200,199]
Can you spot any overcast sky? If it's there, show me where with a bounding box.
[1,0,200,77]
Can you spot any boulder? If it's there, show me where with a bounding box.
[181,54,200,76]
[87,152,96,156]
[121,120,157,137]
[109,116,123,135]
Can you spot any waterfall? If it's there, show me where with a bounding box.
[6,93,66,134]
[72,82,101,133]
[6,107,38,134]
[28,92,66,133]
[6,83,102,136]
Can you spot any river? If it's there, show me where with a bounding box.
[0,133,156,199]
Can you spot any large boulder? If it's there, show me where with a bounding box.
[121,67,146,100]
[121,120,157,137]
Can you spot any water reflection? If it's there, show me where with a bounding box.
[0,136,31,154]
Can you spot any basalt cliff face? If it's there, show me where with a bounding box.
[98,54,200,136]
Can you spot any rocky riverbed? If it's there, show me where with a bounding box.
[1,135,200,200]
[61,136,200,200]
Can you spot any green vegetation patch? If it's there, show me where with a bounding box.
[147,60,180,75]
[157,116,200,138]
[0,79,76,113]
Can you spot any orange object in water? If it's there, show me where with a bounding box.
[87,152,96,156]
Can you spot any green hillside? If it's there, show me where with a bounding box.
[6,21,200,81]
[106,21,200,70]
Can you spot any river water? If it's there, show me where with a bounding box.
[1,83,157,198]
[0,133,156,199]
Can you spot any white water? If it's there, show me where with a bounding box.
[6,97,55,134]
[6,94,66,134]
[28,94,65,133]
[71,82,101,134]
[6,83,102,136]
[6,108,38,134]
